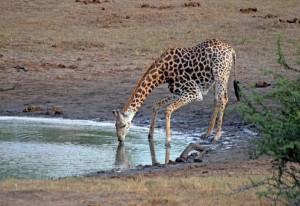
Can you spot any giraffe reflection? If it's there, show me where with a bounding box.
[115,142,132,169]
[115,141,164,167]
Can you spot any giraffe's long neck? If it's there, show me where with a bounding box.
[123,60,165,118]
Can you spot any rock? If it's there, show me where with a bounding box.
[194,158,202,163]
[240,8,257,14]
[23,106,43,113]
[286,18,298,23]
[45,107,64,115]
[76,0,101,4]
[255,81,271,88]
[141,4,150,8]
[263,13,277,19]
[140,4,174,9]
[183,2,201,7]
[175,157,186,163]
[58,64,66,68]
[14,65,28,72]
[279,18,299,24]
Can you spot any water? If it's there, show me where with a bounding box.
[0,116,190,180]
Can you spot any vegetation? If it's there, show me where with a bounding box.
[0,175,272,205]
[237,35,300,205]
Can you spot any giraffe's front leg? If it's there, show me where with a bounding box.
[165,109,172,164]
[165,144,171,164]
[149,96,178,139]
[148,139,159,165]
[165,108,172,146]
[149,96,179,165]
[148,104,159,140]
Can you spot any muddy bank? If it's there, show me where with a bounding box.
[85,123,263,178]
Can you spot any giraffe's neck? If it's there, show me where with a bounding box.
[123,60,165,118]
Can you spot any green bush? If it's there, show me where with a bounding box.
[237,35,300,205]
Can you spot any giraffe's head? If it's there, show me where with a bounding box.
[112,110,132,142]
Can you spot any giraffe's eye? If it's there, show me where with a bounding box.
[120,124,126,128]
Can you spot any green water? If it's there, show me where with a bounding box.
[0,117,189,180]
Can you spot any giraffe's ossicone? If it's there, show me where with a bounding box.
[113,39,240,145]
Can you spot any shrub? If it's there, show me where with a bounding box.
[236,35,300,205]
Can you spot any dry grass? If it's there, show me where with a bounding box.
[0,175,274,206]
[0,0,299,89]
[1,0,299,59]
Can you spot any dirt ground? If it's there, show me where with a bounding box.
[0,0,299,205]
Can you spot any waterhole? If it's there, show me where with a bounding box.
[0,117,190,180]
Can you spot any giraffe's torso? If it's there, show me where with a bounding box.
[162,39,234,96]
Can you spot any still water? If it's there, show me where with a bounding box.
[0,117,189,180]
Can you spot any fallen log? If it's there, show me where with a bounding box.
[176,143,209,162]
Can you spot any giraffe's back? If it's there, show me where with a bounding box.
[163,39,235,95]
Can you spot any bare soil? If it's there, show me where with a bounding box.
[0,0,299,205]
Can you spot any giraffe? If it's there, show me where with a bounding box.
[113,39,240,147]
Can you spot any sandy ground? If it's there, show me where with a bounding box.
[0,0,299,205]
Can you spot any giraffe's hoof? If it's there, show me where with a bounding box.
[200,133,210,139]
[201,133,215,143]
[213,134,221,142]
[207,136,221,143]
[153,162,162,167]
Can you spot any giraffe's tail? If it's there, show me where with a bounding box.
[232,49,241,102]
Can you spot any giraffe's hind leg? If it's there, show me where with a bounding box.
[205,98,228,141]
[205,102,218,138]
[206,72,230,141]
[213,93,228,141]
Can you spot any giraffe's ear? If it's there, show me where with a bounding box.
[112,110,126,120]
[112,110,119,118]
